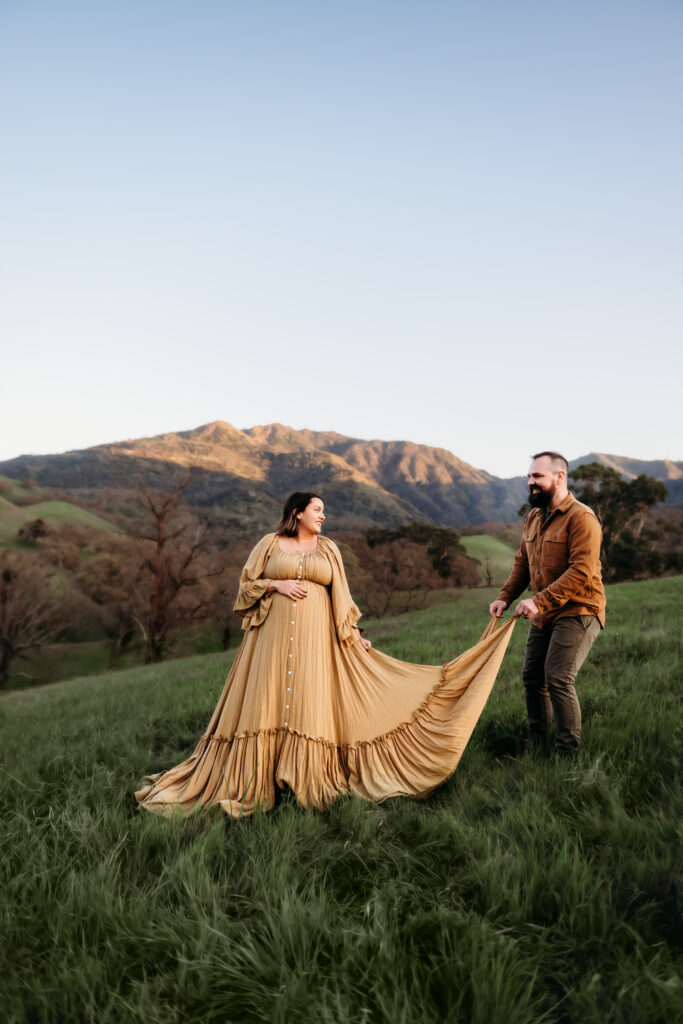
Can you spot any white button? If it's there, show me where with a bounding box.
[285,704,289,709]
[284,721,288,726]
[289,653,292,658]
[290,637,294,641]
[291,621,295,625]
[288,671,291,675]
[287,687,290,691]
[292,602,296,606]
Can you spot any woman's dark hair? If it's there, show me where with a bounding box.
[275,492,324,537]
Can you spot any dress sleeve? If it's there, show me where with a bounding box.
[233,534,278,631]
[322,538,363,646]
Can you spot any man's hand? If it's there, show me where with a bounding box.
[515,598,539,619]
[489,600,508,618]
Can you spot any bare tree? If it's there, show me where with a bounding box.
[76,538,140,667]
[133,480,226,662]
[213,539,253,650]
[0,552,63,687]
[343,536,444,618]
[33,522,82,571]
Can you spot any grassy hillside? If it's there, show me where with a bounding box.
[460,534,517,585]
[0,493,119,543]
[21,499,120,531]
[0,494,31,541]
[1,579,682,1023]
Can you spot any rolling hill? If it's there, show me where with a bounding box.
[0,493,120,543]
[459,534,518,586]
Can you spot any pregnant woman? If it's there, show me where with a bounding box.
[135,492,515,818]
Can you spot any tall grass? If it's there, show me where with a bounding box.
[1,579,681,1023]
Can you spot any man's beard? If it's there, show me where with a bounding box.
[528,484,554,509]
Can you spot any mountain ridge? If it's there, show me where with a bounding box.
[1,421,680,534]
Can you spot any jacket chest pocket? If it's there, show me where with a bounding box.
[524,524,538,561]
[543,531,568,569]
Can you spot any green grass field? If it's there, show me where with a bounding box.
[0,494,119,542]
[0,494,31,542]
[460,534,517,585]
[1,578,681,1023]
[23,499,120,531]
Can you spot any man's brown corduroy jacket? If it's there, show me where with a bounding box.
[497,492,606,629]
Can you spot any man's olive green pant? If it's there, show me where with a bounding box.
[522,615,601,752]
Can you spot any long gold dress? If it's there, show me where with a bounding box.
[135,534,515,818]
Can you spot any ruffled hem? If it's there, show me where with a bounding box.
[135,618,515,819]
[135,730,351,819]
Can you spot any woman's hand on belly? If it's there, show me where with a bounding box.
[268,579,308,600]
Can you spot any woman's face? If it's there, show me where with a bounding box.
[297,498,325,534]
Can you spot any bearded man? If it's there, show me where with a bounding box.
[490,452,605,754]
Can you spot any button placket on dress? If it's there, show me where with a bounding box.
[285,552,305,729]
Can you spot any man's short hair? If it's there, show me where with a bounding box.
[531,451,569,474]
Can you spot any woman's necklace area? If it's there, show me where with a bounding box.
[294,539,318,555]
[279,534,320,555]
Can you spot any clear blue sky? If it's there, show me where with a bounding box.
[2,0,681,478]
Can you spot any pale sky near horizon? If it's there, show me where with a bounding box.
[1,0,681,479]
